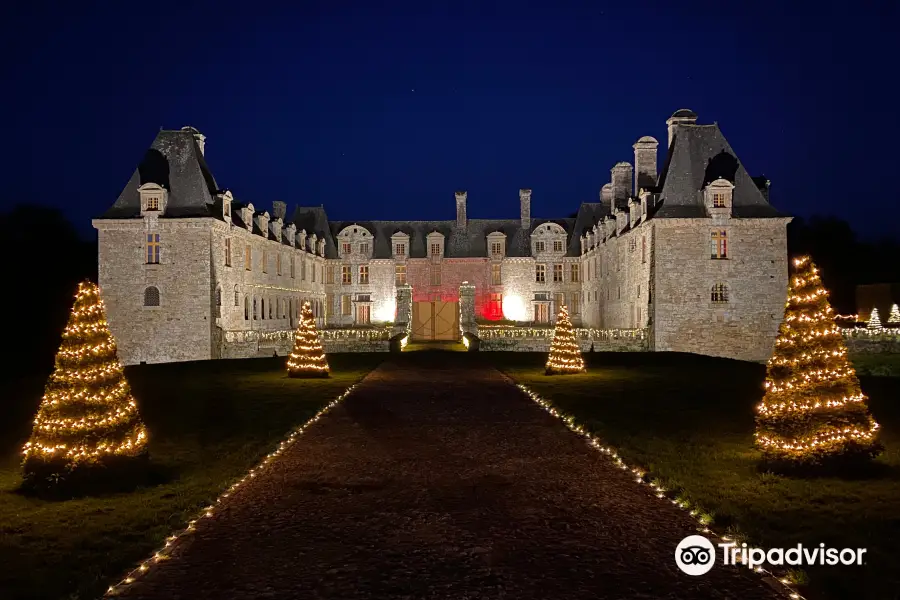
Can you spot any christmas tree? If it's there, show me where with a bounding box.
[545,305,585,375]
[886,304,899,326]
[756,257,881,468]
[287,301,329,378]
[23,281,148,488]
[867,307,883,330]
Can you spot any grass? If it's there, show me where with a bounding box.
[0,354,383,600]
[487,351,900,600]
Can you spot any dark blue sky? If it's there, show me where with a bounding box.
[2,0,897,239]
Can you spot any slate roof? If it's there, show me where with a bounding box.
[100,129,218,218]
[653,123,785,218]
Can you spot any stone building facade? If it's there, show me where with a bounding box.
[94,110,791,364]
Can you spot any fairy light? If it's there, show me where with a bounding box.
[286,301,330,378]
[516,383,807,600]
[867,308,883,331]
[888,304,900,325]
[105,383,358,596]
[22,281,148,481]
[756,256,881,465]
[478,325,646,341]
[545,306,585,375]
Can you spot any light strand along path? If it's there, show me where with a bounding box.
[116,353,783,600]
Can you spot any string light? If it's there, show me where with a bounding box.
[888,304,900,325]
[867,308,883,331]
[756,257,881,465]
[287,301,330,377]
[23,281,148,482]
[517,384,807,600]
[105,384,358,596]
[545,306,586,375]
[478,325,646,341]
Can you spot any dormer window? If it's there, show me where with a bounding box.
[138,183,168,216]
[713,193,726,208]
[426,231,444,259]
[147,196,160,211]
[487,231,506,258]
[705,178,734,214]
[391,231,410,260]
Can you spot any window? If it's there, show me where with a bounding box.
[276,253,282,275]
[642,236,647,264]
[215,288,221,317]
[341,265,351,285]
[253,297,258,320]
[586,260,591,281]
[341,294,352,315]
[234,285,240,306]
[327,266,335,284]
[245,245,252,271]
[359,265,369,284]
[342,242,352,255]
[224,202,230,217]
[535,241,545,253]
[430,242,441,257]
[357,304,371,325]
[629,238,636,252]
[553,240,563,253]
[570,293,580,314]
[301,259,306,281]
[146,196,160,211]
[553,264,563,283]
[431,266,441,286]
[711,283,729,303]
[262,251,268,274]
[290,256,295,278]
[395,264,407,286]
[312,263,316,282]
[491,241,503,256]
[535,303,549,323]
[225,238,232,267]
[491,263,502,285]
[359,242,369,255]
[395,242,406,257]
[146,233,160,264]
[535,264,546,283]
[713,193,726,208]
[325,294,333,317]
[571,263,580,282]
[711,230,728,259]
[555,292,565,312]
[244,296,249,320]
[143,286,160,306]
[275,298,280,319]
[268,298,273,319]
[261,298,265,319]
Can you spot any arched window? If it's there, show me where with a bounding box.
[244,296,250,320]
[144,286,160,307]
[711,283,729,303]
[268,298,273,319]
[261,298,266,319]
[253,297,258,320]
[234,285,240,307]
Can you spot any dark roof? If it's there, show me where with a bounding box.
[99,130,217,219]
[671,108,698,119]
[654,123,786,218]
[291,206,336,257]
[567,203,608,256]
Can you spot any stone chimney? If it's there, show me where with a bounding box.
[633,136,659,195]
[181,126,206,156]
[455,190,467,229]
[611,162,633,208]
[600,183,613,214]
[519,189,532,229]
[271,201,287,221]
[665,109,698,148]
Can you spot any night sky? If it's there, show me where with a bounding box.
[2,0,897,239]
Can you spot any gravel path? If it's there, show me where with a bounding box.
[115,353,783,600]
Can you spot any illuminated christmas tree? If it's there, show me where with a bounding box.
[287,301,329,378]
[23,281,148,488]
[867,307,883,330]
[886,304,899,325]
[756,257,881,468]
[545,305,585,375]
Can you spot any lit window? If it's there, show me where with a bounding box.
[570,263,580,282]
[535,241,545,253]
[224,238,232,267]
[342,242,352,255]
[553,240,563,253]
[146,196,159,211]
[395,265,407,286]
[245,245,252,271]
[341,294,352,315]
[395,243,406,257]
[713,193,726,208]
[535,264,546,283]
[146,234,160,264]
[143,286,160,306]
[553,264,563,283]
[711,283,729,303]
[491,241,503,256]
[341,265,352,285]
[359,265,369,284]
[430,242,441,257]
[491,263,502,285]
[431,266,441,285]
[711,231,728,259]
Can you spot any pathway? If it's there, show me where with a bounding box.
[115,353,782,599]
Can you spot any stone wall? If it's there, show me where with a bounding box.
[842,330,900,354]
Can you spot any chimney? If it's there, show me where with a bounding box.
[181,126,207,156]
[271,201,287,221]
[633,136,659,195]
[519,189,532,229]
[455,190,467,228]
[600,183,613,214]
[665,109,698,148]
[611,162,633,209]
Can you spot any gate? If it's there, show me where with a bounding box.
[412,301,459,341]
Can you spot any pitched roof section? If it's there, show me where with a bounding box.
[654,123,785,218]
[291,206,337,257]
[99,130,218,219]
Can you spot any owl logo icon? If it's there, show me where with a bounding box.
[675,535,716,575]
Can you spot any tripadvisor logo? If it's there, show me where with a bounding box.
[675,535,867,576]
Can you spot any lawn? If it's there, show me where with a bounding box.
[0,354,383,600]
[488,351,900,600]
